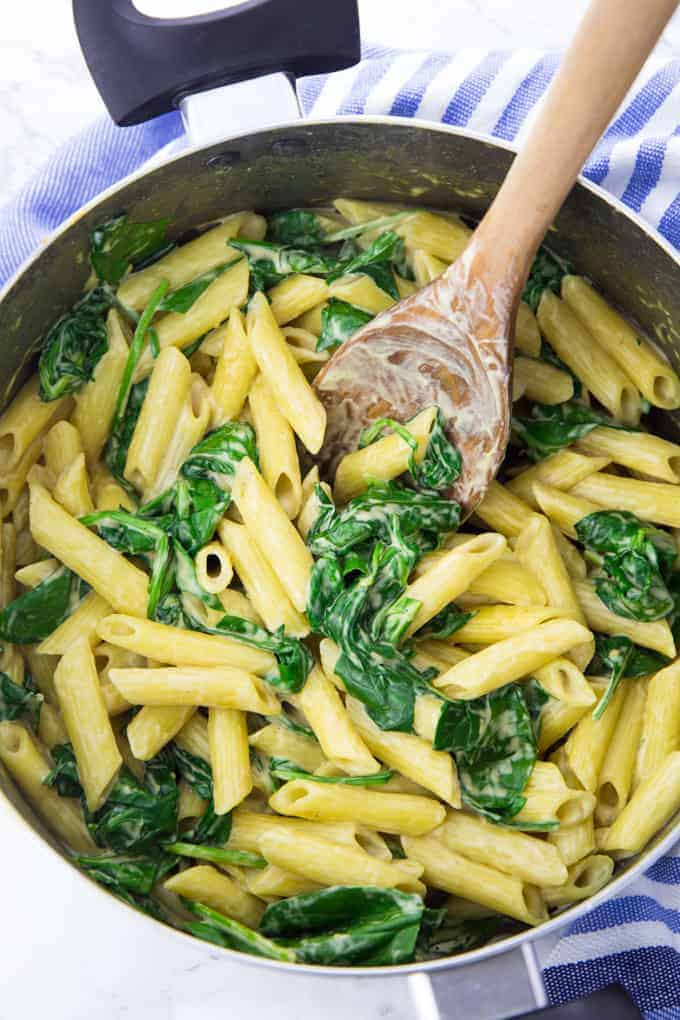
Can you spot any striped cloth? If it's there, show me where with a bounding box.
[0,44,679,1018]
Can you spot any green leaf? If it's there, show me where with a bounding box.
[80,509,168,555]
[38,287,112,402]
[181,422,258,490]
[522,247,573,313]
[416,604,474,641]
[0,565,83,644]
[434,684,537,824]
[88,757,179,853]
[164,842,265,869]
[318,298,373,353]
[156,256,243,314]
[323,211,412,243]
[414,410,462,491]
[172,744,213,800]
[90,214,171,286]
[267,210,326,248]
[417,917,509,959]
[186,902,297,961]
[104,378,148,487]
[184,800,233,847]
[327,232,402,299]
[269,760,392,785]
[167,743,232,846]
[72,852,168,895]
[576,511,676,622]
[231,239,337,294]
[513,402,637,462]
[586,633,669,719]
[524,677,552,741]
[44,743,83,798]
[0,672,43,727]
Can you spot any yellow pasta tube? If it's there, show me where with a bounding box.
[433,619,592,699]
[270,779,445,836]
[0,436,44,519]
[297,479,332,540]
[542,854,614,906]
[268,274,329,325]
[249,722,325,774]
[165,864,264,928]
[562,274,680,409]
[30,484,148,616]
[328,273,395,312]
[475,480,533,537]
[0,375,72,476]
[217,587,262,625]
[547,816,595,867]
[136,257,249,375]
[514,512,592,670]
[514,762,596,828]
[228,808,358,854]
[595,677,647,826]
[574,580,675,657]
[209,308,258,424]
[347,696,460,807]
[209,707,252,814]
[435,811,567,886]
[127,705,195,760]
[515,301,542,357]
[97,614,276,675]
[53,453,94,518]
[333,407,437,504]
[108,666,280,713]
[412,250,446,286]
[402,834,547,926]
[37,702,69,750]
[455,557,547,608]
[72,309,130,465]
[118,213,250,310]
[564,682,626,792]
[259,828,424,895]
[533,659,597,707]
[538,698,593,755]
[43,421,82,477]
[604,751,680,856]
[514,356,574,405]
[178,780,208,821]
[93,642,142,717]
[452,604,569,644]
[93,473,135,512]
[218,519,308,636]
[194,542,233,594]
[400,533,507,640]
[231,457,313,613]
[537,291,641,423]
[551,526,588,580]
[634,660,680,786]
[0,721,94,852]
[507,450,610,509]
[38,591,112,655]
[297,665,378,775]
[175,711,210,761]
[245,865,321,898]
[54,637,122,812]
[246,292,326,454]
[577,427,680,484]
[571,472,680,528]
[532,482,601,538]
[248,373,302,518]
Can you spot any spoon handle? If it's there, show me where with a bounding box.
[477,0,678,279]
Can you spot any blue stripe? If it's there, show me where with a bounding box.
[492,52,560,141]
[568,894,680,937]
[584,61,680,185]
[336,53,396,115]
[544,946,680,1013]
[298,73,326,115]
[620,136,668,212]
[389,53,452,118]
[441,50,508,127]
[646,854,680,886]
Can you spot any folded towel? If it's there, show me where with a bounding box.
[0,44,678,1018]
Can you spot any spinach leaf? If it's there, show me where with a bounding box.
[38,287,112,402]
[166,842,265,868]
[267,210,326,248]
[524,677,552,741]
[184,800,233,846]
[231,239,336,293]
[167,743,232,847]
[576,510,676,622]
[328,232,402,299]
[418,917,509,959]
[156,256,243,315]
[0,565,83,644]
[170,478,231,557]
[72,852,170,895]
[416,604,474,641]
[105,378,148,487]
[318,298,373,353]
[586,633,670,719]
[434,684,538,824]
[171,744,213,800]
[269,759,392,785]
[185,903,297,961]
[88,757,179,853]
[0,672,43,728]
[90,214,171,286]
[522,247,573,313]
[181,421,258,489]
[414,411,463,491]
[44,743,84,798]
[260,886,424,966]
[513,402,636,462]
[323,211,412,244]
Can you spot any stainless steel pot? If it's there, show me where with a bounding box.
[1,3,678,1016]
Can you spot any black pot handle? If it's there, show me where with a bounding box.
[72,0,360,126]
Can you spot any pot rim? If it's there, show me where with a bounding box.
[1,112,678,976]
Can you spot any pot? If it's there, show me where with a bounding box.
[0,2,677,1016]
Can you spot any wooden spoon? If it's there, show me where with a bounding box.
[314,0,678,512]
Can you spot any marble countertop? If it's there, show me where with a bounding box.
[2,3,680,1018]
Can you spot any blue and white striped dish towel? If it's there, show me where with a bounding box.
[0,44,679,1019]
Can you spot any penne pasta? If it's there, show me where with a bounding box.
[108,665,281,714]
[248,373,302,518]
[209,707,252,814]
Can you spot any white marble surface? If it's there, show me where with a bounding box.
[2,3,680,1018]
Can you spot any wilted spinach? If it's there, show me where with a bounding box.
[327,232,402,299]
[156,256,243,314]
[267,210,326,248]
[522,247,573,313]
[269,759,392,786]
[576,510,676,622]
[90,214,171,286]
[513,402,635,461]
[587,633,671,719]
[231,239,335,293]
[105,378,148,487]
[0,565,84,644]
[318,298,373,353]
[185,902,297,961]
[168,743,232,847]
[0,672,43,728]
[38,287,113,402]
[44,743,83,798]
